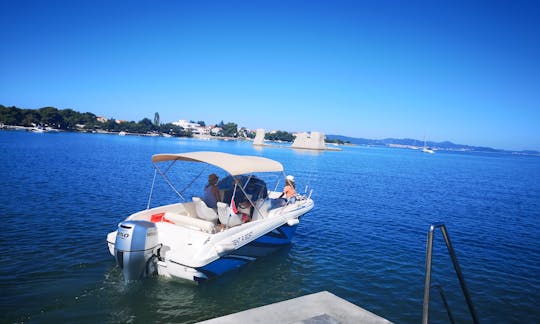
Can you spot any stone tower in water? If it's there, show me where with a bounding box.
[291,131,327,150]
[253,128,265,146]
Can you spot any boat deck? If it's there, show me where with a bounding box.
[197,291,392,324]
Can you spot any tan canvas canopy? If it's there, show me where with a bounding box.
[152,151,284,176]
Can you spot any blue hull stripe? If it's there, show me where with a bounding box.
[196,223,299,281]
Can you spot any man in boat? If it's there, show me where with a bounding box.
[203,173,220,209]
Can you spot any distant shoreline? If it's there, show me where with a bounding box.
[326,134,540,156]
[2,125,538,157]
[0,124,250,142]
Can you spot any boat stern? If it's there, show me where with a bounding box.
[112,220,161,281]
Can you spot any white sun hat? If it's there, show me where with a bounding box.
[286,175,295,182]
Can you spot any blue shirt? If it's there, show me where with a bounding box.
[203,184,218,208]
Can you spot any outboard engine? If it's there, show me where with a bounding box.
[114,220,160,281]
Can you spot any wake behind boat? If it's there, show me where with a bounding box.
[106,151,314,282]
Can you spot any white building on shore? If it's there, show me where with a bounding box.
[172,120,209,135]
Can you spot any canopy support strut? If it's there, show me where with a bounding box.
[147,168,158,209]
[153,162,186,202]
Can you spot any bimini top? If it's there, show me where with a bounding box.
[152,151,284,176]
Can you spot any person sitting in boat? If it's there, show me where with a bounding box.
[237,198,253,223]
[203,173,220,209]
[281,175,296,202]
[270,175,297,209]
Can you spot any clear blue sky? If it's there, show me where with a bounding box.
[1,0,539,151]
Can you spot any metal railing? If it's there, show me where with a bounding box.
[422,223,479,324]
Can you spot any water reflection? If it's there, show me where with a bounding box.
[96,246,301,323]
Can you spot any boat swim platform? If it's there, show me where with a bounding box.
[198,291,392,324]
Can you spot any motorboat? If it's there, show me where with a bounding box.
[106,151,314,282]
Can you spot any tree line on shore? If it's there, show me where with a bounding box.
[0,105,192,136]
[0,105,298,142]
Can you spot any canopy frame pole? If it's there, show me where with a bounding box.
[179,163,210,195]
[226,182,238,229]
[238,176,260,219]
[228,174,266,221]
[146,168,158,209]
[162,159,177,175]
[271,173,284,193]
[227,178,258,224]
[243,174,253,191]
[153,162,186,202]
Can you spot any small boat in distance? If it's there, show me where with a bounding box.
[106,151,314,282]
[31,126,46,133]
[422,137,435,154]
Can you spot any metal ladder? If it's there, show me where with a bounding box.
[422,223,480,324]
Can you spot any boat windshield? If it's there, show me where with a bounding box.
[218,175,268,204]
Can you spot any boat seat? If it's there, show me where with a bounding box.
[192,197,219,223]
[217,202,243,228]
[163,212,216,233]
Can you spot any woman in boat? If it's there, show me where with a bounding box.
[203,173,220,209]
[281,175,297,203]
[271,175,296,209]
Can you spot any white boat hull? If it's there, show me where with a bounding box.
[107,199,313,282]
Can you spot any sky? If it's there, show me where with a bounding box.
[1,0,539,151]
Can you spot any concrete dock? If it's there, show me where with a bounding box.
[198,291,393,324]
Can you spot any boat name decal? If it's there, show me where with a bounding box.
[233,231,253,247]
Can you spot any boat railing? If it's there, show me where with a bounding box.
[422,223,479,324]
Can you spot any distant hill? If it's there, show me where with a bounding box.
[326,134,539,155]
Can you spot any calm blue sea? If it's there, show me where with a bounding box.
[1,131,539,323]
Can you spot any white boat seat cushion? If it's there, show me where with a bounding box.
[163,212,216,233]
[192,197,219,223]
[217,202,243,227]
